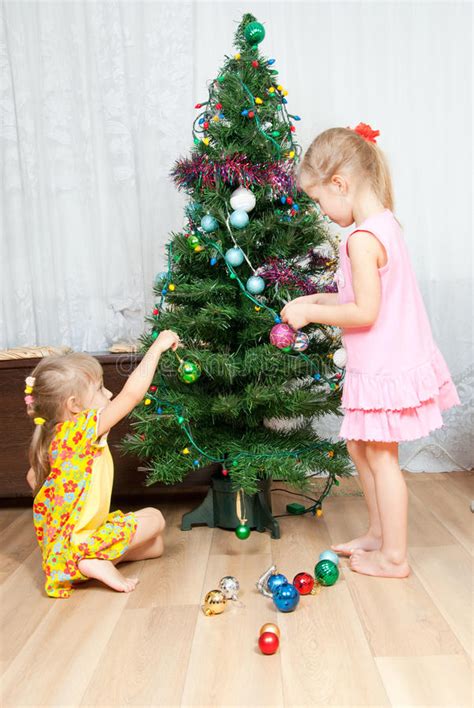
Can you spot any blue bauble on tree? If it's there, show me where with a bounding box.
[201,214,218,232]
[229,209,250,229]
[273,582,300,612]
[246,276,265,294]
[225,247,245,267]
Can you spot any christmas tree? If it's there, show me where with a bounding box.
[123,14,351,515]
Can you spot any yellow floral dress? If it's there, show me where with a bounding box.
[32,409,137,598]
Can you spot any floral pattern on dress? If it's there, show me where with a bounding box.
[33,409,137,598]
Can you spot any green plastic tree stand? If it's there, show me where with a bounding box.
[181,473,281,539]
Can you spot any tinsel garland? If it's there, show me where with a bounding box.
[171,153,296,194]
[259,254,338,295]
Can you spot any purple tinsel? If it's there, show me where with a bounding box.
[260,257,337,295]
[171,153,296,195]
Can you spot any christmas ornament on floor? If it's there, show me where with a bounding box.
[218,575,240,601]
[319,549,339,565]
[272,582,300,612]
[202,589,227,616]
[267,573,288,594]
[259,622,280,638]
[256,564,277,598]
[292,572,315,595]
[314,559,339,586]
[258,631,279,655]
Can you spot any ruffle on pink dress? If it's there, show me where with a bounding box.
[336,210,460,443]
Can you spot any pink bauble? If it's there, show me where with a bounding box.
[270,324,295,349]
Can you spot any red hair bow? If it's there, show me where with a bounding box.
[353,123,380,143]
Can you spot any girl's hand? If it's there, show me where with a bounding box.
[280,303,311,330]
[154,330,180,353]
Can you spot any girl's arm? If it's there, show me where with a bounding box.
[96,330,180,437]
[281,233,382,329]
[287,292,340,307]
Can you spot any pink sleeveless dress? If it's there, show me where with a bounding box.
[335,209,460,442]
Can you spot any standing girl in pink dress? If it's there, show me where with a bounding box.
[281,124,460,578]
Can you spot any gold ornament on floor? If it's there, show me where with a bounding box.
[201,589,227,616]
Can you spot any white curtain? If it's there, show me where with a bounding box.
[1,0,472,471]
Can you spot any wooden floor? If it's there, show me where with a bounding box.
[1,472,472,707]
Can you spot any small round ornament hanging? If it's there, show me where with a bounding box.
[272,582,300,613]
[201,214,218,233]
[187,234,201,250]
[218,576,240,601]
[201,589,227,616]
[246,276,265,295]
[292,330,309,352]
[229,209,250,229]
[235,488,251,540]
[244,21,265,45]
[230,186,256,212]
[225,247,245,267]
[270,323,295,350]
[178,358,202,384]
[314,559,339,586]
[333,347,347,368]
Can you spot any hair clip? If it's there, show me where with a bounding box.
[25,376,36,395]
[24,395,34,406]
[34,417,46,426]
[353,123,380,144]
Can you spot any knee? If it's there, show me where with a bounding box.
[365,442,397,470]
[346,439,367,463]
[144,507,165,535]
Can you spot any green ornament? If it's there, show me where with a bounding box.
[269,69,279,75]
[217,75,225,83]
[244,21,265,45]
[235,524,251,540]
[187,235,200,249]
[179,359,201,384]
[271,130,280,137]
[315,559,339,586]
[193,137,200,145]
[230,272,237,279]
[177,416,185,424]
[151,331,159,340]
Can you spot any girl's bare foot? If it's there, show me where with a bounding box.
[349,550,410,578]
[78,558,139,593]
[331,533,382,556]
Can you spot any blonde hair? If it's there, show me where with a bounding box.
[299,127,394,211]
[26,353,103,495]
